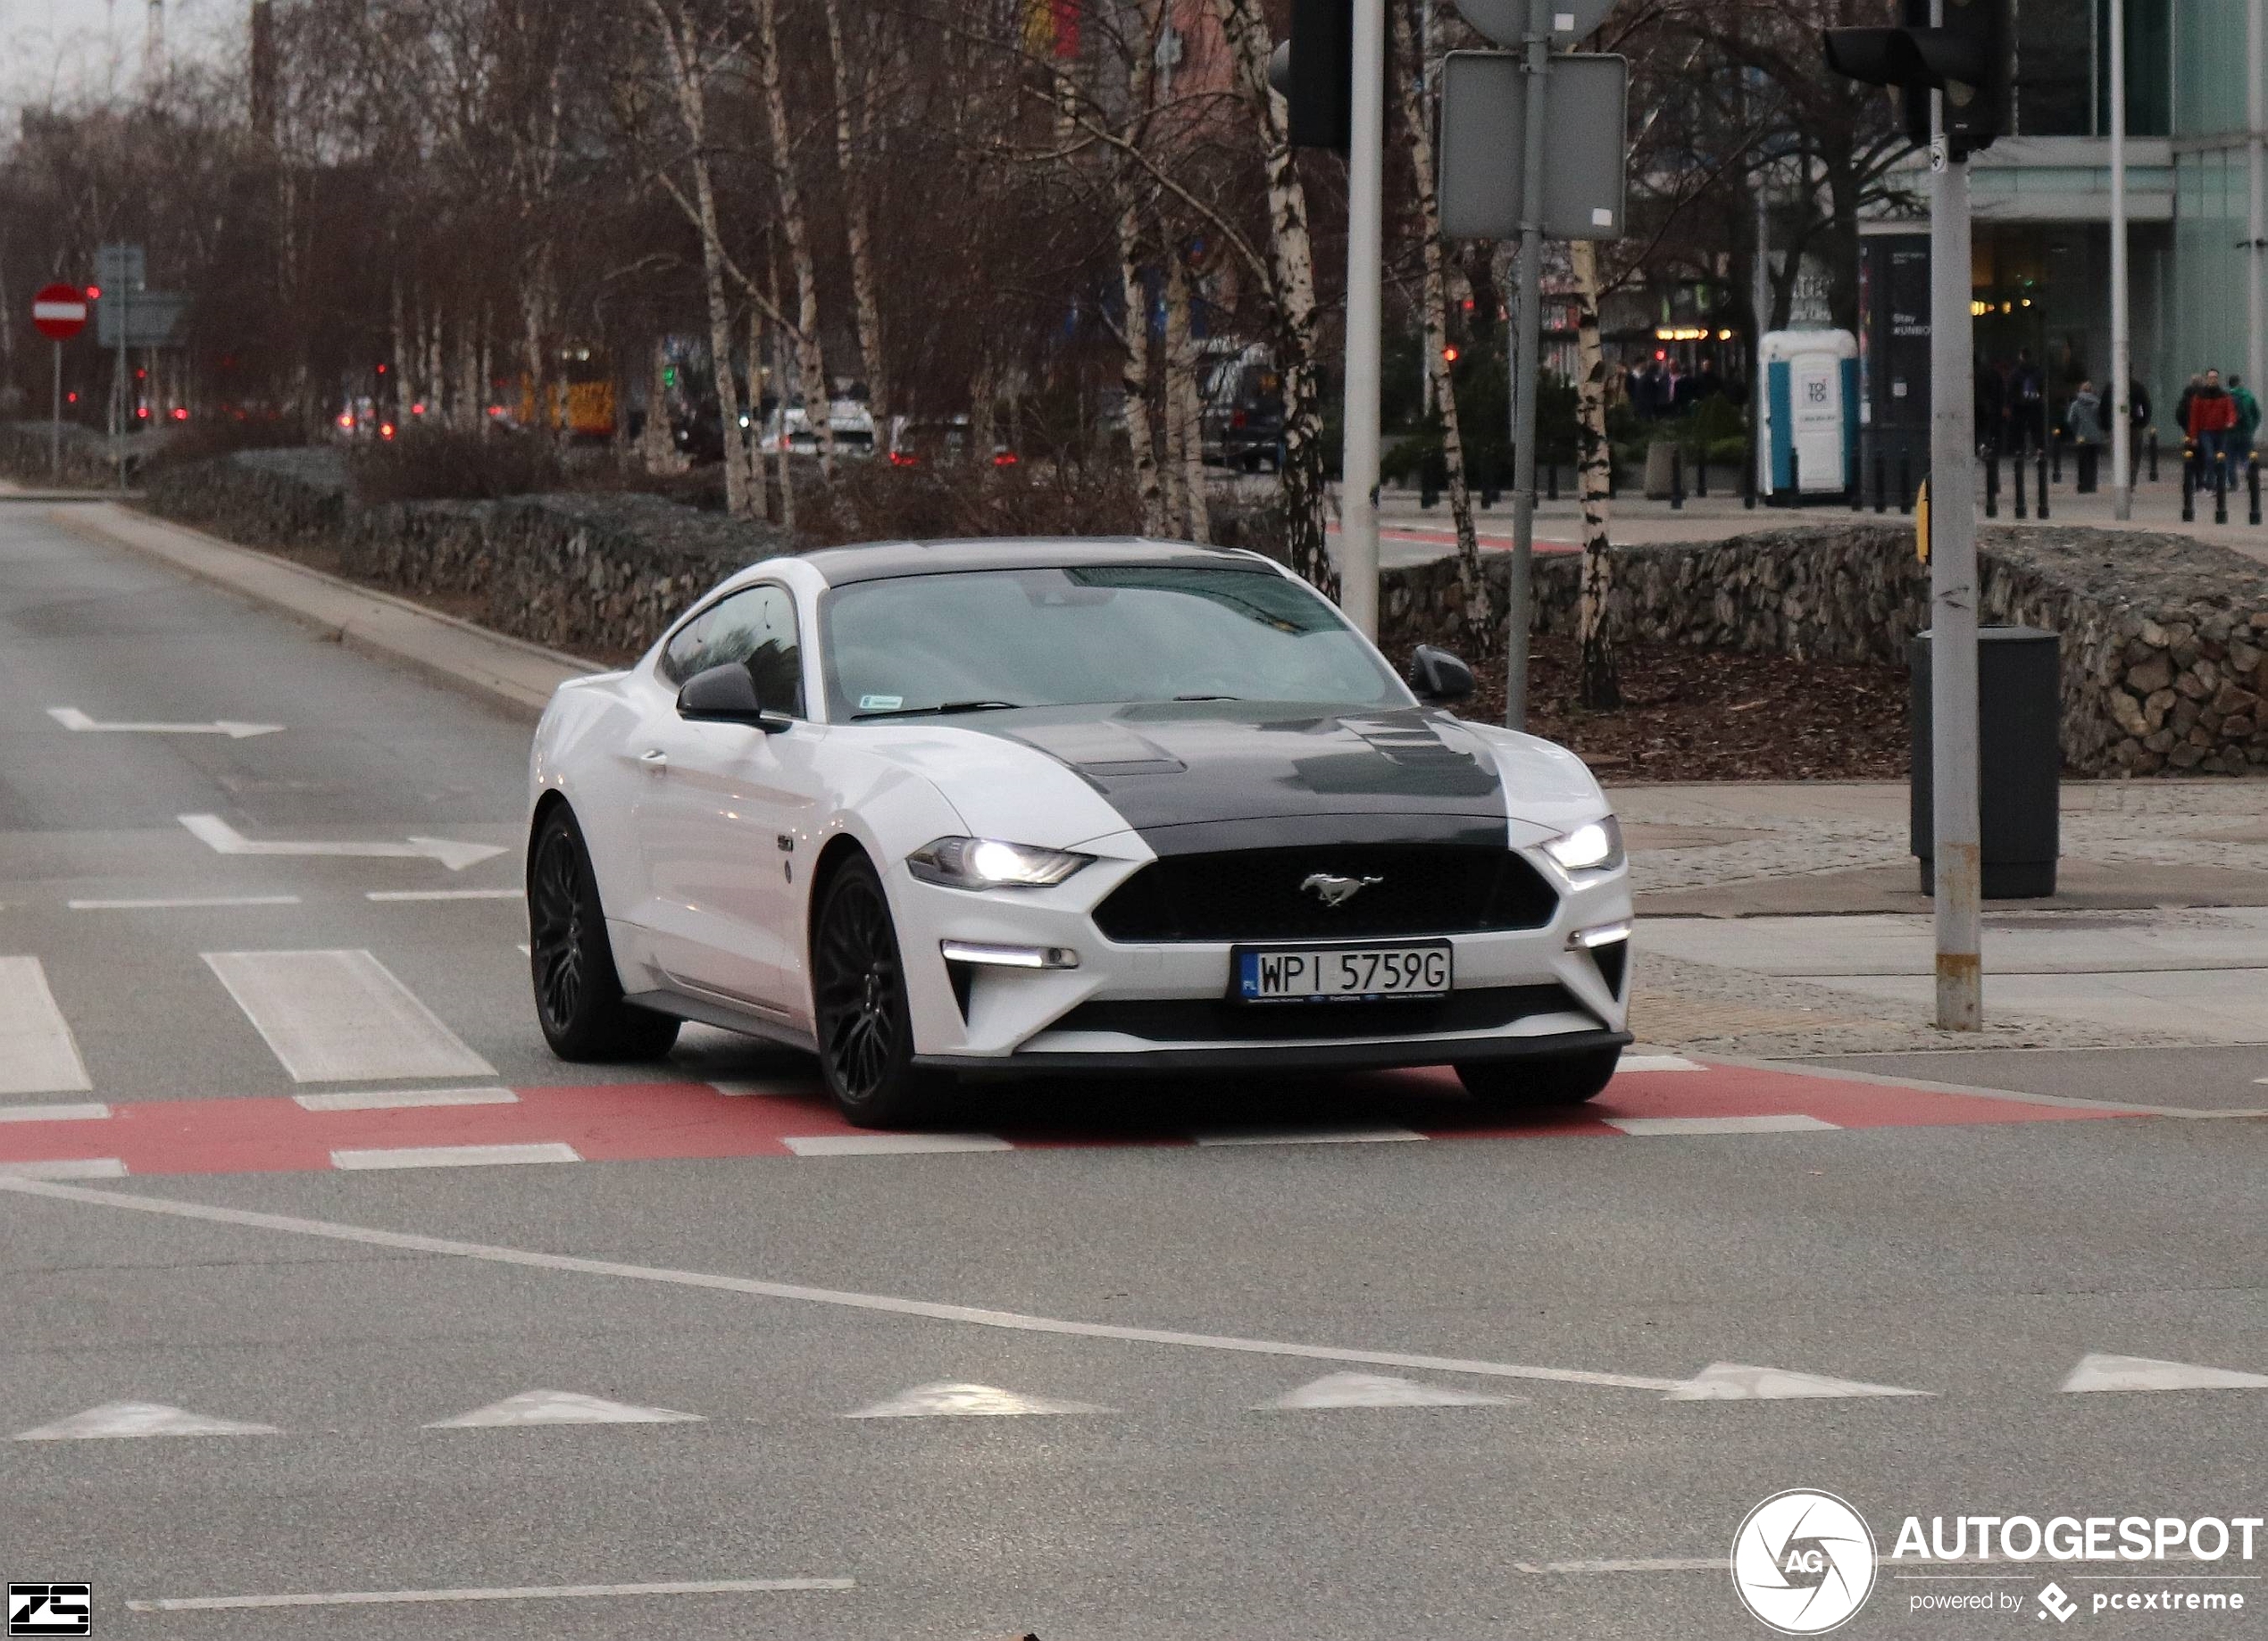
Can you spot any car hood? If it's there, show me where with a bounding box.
[956,702,1605,855]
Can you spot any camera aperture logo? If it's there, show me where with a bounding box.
[1731,1490,1879,1635]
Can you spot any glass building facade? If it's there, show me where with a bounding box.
[1878,0,2261,432]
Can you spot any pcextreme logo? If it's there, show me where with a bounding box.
[1730,1489,1879,1635]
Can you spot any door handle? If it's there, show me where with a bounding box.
[638,748,669,771]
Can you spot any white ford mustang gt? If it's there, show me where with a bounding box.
[527,537,1632,1126]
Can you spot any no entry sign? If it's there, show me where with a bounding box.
[33,283,88,340]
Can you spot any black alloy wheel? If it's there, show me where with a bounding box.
[1455,1045,1622,1111]
[528,807,680,1062]
[813,855,938,1127]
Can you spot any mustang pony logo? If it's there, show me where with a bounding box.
[1300,871,1384,907]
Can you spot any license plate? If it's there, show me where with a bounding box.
[1235,942,1452,1003]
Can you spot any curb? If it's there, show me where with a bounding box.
[49,503,602,721]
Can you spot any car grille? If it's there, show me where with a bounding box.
[1044,984,1578,1045]
[1090,845,1558,943]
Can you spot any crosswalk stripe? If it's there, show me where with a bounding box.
[330,1142,580,1170]
[203,949,495,1083]
[781,1133,1012,1155]
[1605,1115,1839,1136]
[0,957,94,1095]
[0,1103,110,1123]
[294,1087,516,1112]
[0,1158,126,1179]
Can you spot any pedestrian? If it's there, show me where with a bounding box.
[1975,359,2006,455]
[2185,368,2237,478]
[2173,373,2202,453]
[2010,349,2047,454]
[2230,373,2262,462]
[2065,379,2105,448]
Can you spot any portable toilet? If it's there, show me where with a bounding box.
[1760,329,1860,502]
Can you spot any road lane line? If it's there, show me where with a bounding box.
[0,1175,1684,1391]
[0,957,93,1095]
[295,1086,517,1112]
[330,1142,580,1170]
[1605,1115,1839,1136]
[1511,1559,1722,1575]
[0,1103,110,1122]
[203,949,496,1083]
[1193,1126,1428,1145]
[781,1133,1012,1155]
[69,895,303,911]
[126,1579,855,1612]
[365,889,522,902]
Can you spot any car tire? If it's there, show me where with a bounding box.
[812,854,940,1128]
[1455,1046,1622,1111]
[528,806,681,1062]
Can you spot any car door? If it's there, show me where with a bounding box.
[636,584,825,1016]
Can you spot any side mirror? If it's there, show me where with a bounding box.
[678,662,791,733]
[1407,645,1476,705]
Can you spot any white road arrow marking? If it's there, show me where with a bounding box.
[13,1401,279,1439]
[426,1390,702,1428]
[2060,1353,2268,1393]
[179,813,506,871]
[1258,1372,1522,1410]
[1665,1362,1933,1401]
[846,1382,1107,1418]
[50,707,282,738]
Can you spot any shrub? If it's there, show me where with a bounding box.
[347,425,563,504]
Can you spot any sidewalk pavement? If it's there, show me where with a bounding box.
[1330,471,2268,571]
[1611,779,2268,1058]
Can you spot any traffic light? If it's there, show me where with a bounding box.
[1266,0,1354,151]
[1823,0,2009,157]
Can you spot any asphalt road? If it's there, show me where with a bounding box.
[4,503,2266,1640]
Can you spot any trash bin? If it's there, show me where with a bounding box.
[1909,626,2061,899]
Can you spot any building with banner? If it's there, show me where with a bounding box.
[1862,0,2260,454]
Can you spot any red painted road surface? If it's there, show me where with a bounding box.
[0,1062,2139,1179]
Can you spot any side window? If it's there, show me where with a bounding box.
[659,586,805,716]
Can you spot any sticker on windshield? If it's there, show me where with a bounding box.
[858,695,904,712]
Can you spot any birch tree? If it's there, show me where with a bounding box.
[751,0,836,478]
[1210,0,1331,595]
[1569,237,1620,710]
[820,0,887,419]
[1391,0,1484,650]
[645,0,756,517]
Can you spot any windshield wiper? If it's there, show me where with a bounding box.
[1173,694,1242,702]
[852,699,1024,721]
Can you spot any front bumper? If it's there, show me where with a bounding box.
[890,849,1633,1077]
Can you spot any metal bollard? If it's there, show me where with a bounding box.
[1671,446,1684,510]
[1849,462,1864,511]
[1421,469,1439,510]
[1696,449,1708,498]
[2050,433,2062,485]
[2077,442,2097,495]
[1985,449,1999,519]
[1898,454,1913,515]
[2014,450,2028,520]
[1742,449,1755,509]
[2147,430,2159,483]
[1873,449,1887,513]
[1546,460,1558,502]
[2215,453,2230,524]
[1480,481,1498,510]
[2252,459,2263,527]
[2037,449,2049,520]
[1788,448,1799,503]
[2181,461,2194,523]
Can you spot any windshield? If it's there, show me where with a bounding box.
[822,564,1406,719]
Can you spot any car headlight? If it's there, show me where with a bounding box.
[1542,815,1624,874]
[907,836,1093,889]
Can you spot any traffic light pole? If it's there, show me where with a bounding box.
[1504,0,1550,730]
[1930,123,1983,1030]
[1339,0,1385,637]
[2110,0,2132,521]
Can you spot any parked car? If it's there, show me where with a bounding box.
[1199,343,1286,471]
[526,538,1634,1127]
[765,397,877,457]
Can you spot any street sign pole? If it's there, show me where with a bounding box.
[1930,73,1983,1030]
[116,279,130,492]
[52,343,62,479]
[2110,0,2132,521]
[1341,0,1385,637]
[1504,0,1550,730]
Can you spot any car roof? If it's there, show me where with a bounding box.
[798,537,1273,587]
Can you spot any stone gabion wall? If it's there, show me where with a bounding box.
[1380,522,2268,777]
[346,493,780,660]
[142,450,784,663]
[0,421,138,487]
